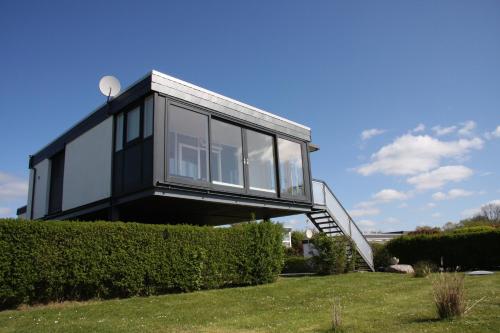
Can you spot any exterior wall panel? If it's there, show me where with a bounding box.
[62,118,113,211]
[32,159,50,219]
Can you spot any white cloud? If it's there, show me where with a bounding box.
[427,202,436,208]
[372,189,408,202]
[458,121,476,137]
[356,134,483,176]
[398,202,408,208]
[361,128,386,141]
[350,206,381,218]
[0,172,28,201]
[357,219,376,232]
[484,125,500,140]
[407,165,474,190]
[432,188,474,201]
[432,125,457,136]
[412,123,425,133]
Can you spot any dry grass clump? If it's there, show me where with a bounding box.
[329,296,344,332]
[432,273,465,319]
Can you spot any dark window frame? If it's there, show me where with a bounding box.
[161,96,311,203]
[276,135,308,201]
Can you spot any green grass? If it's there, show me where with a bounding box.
[0,273,498,332]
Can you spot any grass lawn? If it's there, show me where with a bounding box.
[0,272,498,333]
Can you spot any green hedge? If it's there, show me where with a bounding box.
[0,219,284,308]
[386,229,500,270]
[282,256,315,274]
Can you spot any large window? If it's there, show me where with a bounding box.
[278,138,304,196]
[126,107,140,142]
[168,105,209,182]
[246,130,276,193]
[210,119,244,188]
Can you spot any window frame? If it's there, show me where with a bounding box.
[162,98,311,202]
[209,117,246,195]
[165,101,211,188]
[276,135,308,201]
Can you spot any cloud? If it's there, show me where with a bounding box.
[484,125,500,140]
[372,189,408,202]
[431,212,442,218]
[0,172,28,201]
[432,125,457,136]
[458,121,476,137]
[412,123,425,133]
[427,202,436,208]
[407,165,474,190]
[432,188,474,201]
[361,128,386,141]
[356,134,483,176]
[350,206,381,218]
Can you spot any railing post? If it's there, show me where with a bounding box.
[322,182,326,205]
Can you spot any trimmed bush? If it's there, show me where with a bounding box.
[282,256,314,274]
[371,242,392,271]
[0,219,284,309]
[310,234,353,275]
[386,229,500,270]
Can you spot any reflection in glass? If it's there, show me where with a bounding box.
[211,120,244,188]
[168,106,209,182]
[126,107,140,142]
[115,113,124,151]
[278,138,304,196]
[247,130,276,193]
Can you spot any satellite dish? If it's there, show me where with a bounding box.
[305,229,313,239]
[99,75,121,101]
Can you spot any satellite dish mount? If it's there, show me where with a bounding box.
[99,75,121,102]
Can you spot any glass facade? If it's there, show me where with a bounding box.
[246,130,276,193]
[210,120,244,188]
[168,105,209,182]
[278,138,304,196]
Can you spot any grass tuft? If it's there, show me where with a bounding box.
[432,273,465,319]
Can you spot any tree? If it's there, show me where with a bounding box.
[480,203,500,222]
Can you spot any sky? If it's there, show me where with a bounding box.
[0,0,499,232]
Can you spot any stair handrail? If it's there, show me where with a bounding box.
[311,179,374,271]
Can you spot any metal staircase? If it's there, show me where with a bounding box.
[307,180,374,272]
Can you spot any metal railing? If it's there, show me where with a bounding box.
[312,180,374,271]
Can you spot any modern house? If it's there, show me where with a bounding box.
[18,70,374,271]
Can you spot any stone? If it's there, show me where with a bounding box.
[386,264,414,274]
[389,257,400,265]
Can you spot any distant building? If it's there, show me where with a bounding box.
[364,231,407,243]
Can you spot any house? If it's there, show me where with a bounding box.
[18,70,374,271]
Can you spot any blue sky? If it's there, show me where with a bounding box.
[0,0,499,231]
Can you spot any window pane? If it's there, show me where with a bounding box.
[168,106,209,182]
[126,107,140,142]
[144,96,153,137]
[278,138,304,196]
[115,113,124,151]
[247,130,276,193]
[210,120,243,188]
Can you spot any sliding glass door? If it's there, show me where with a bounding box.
[166,102,307,200]
[245,129,277,194]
